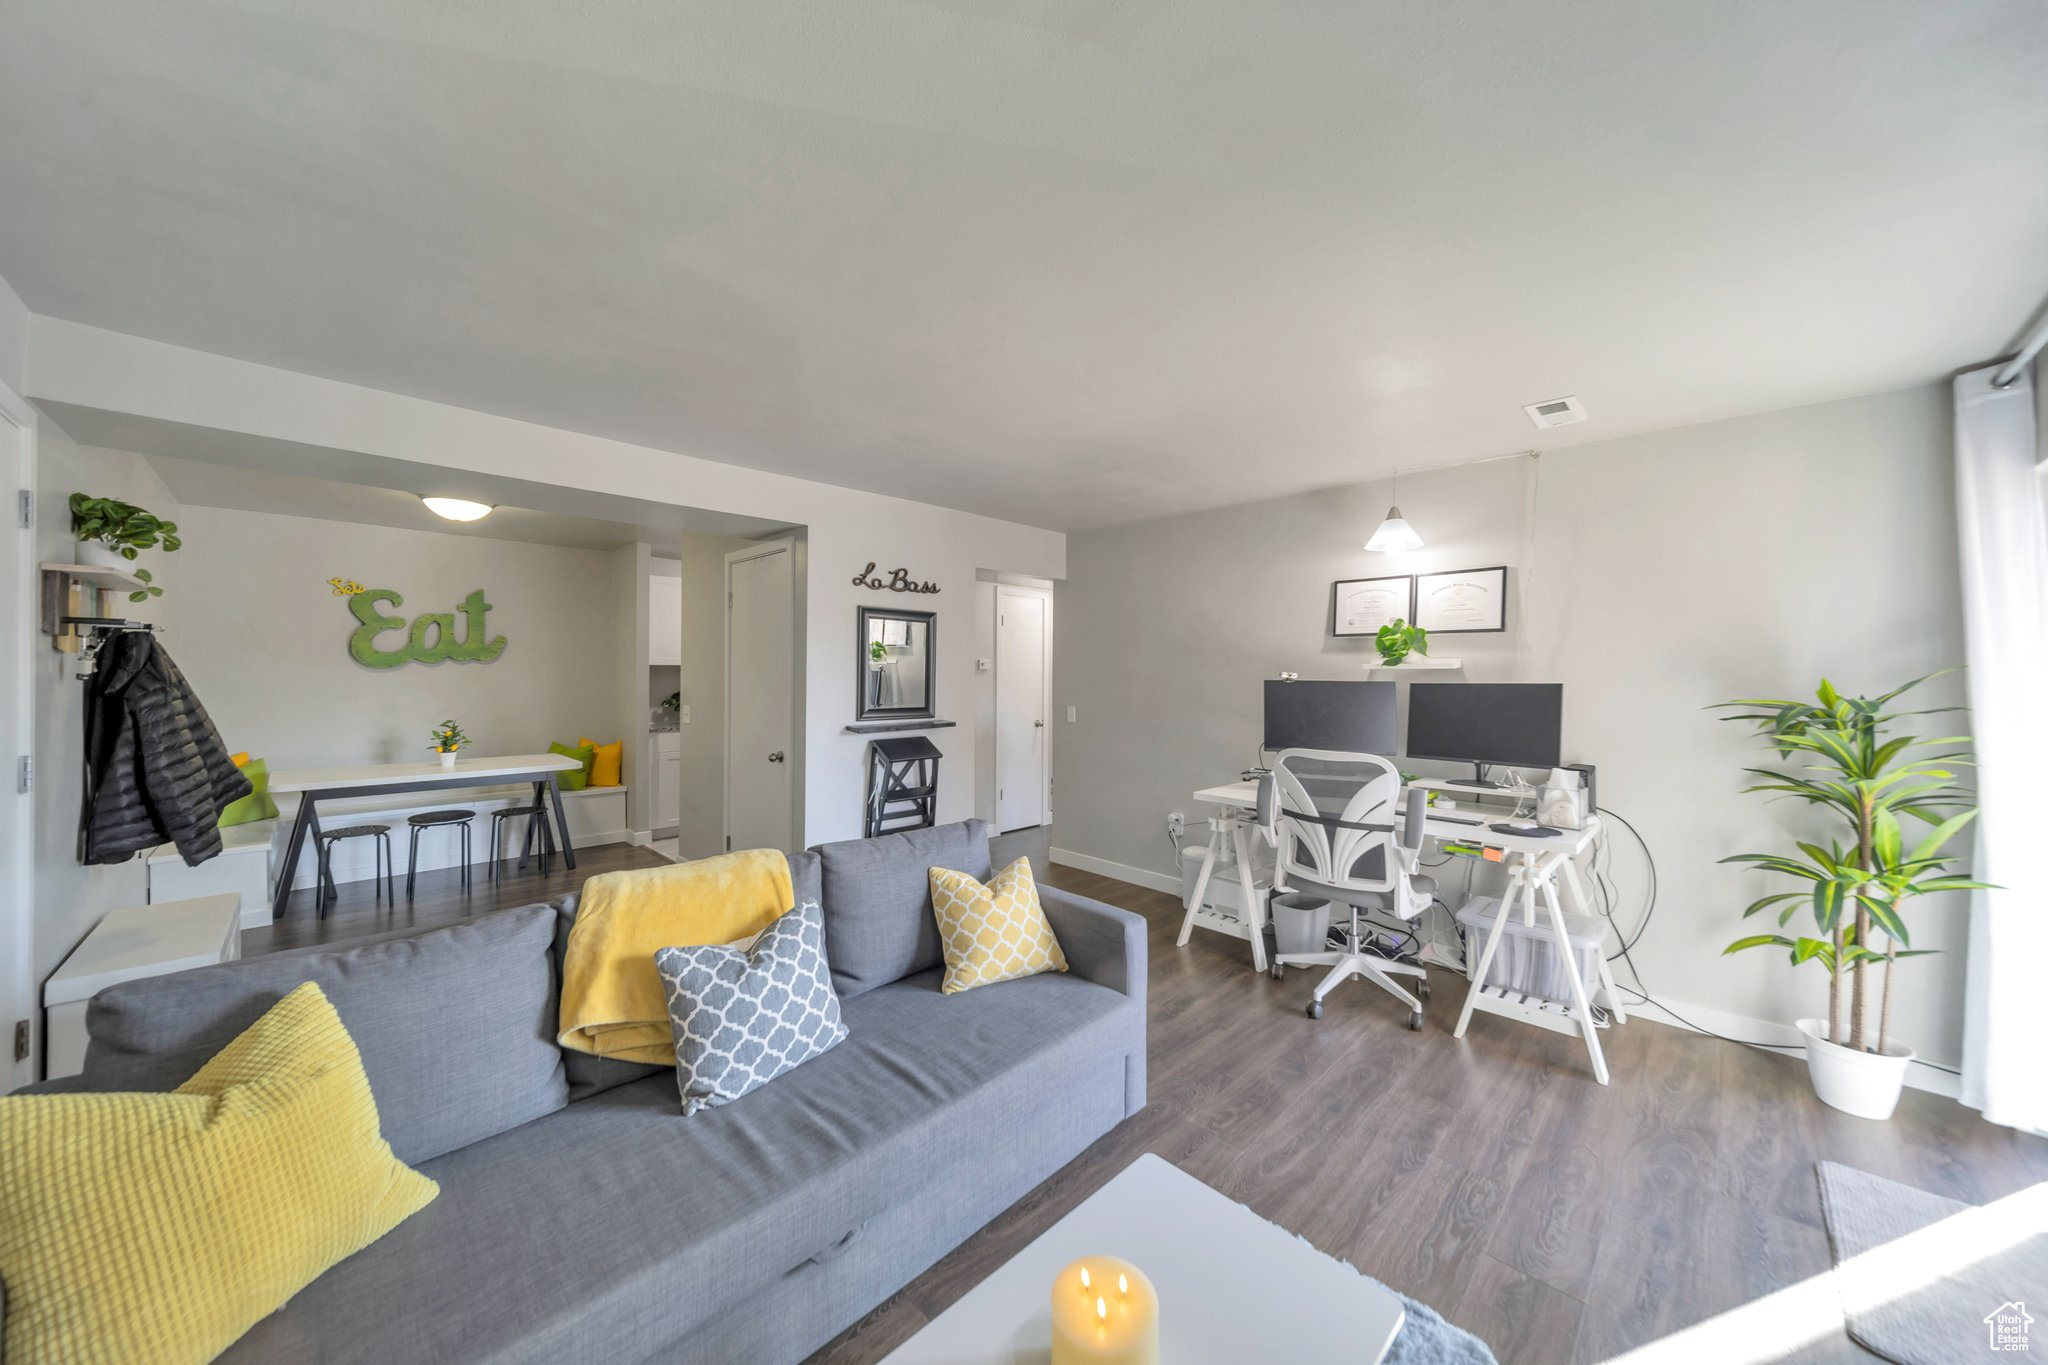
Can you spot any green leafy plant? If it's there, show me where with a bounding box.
[1374,618,1428,666]
[69,493,182,559]
[661,691,681,712]
[1716,673,1990,1056]
[126,568,162,604]
[869,639,889,662]
[427,719,470,754]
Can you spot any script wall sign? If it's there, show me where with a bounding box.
[345,586,508,669]
[852,562,940,595]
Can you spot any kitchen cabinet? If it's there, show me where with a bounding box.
[648,575,683,666]
[655,730,682,830]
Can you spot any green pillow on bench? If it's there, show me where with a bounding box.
[547,741,594,791]
[219,756,280,827]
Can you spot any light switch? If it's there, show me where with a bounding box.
[680,705,692,724]
[976,658,992,673]
[1066,706,1077,723]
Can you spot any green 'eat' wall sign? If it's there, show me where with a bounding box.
[348,588,507,669]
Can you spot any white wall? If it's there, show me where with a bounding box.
[0,272,27,396]
[30,433,180,988]
[168,504,621,771]
[25,318,1067,847]
[1054,384,1973,1072]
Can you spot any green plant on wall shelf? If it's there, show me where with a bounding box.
[126,568,162,604]
[1374,618,1428,667]
[869,639,888,662]
[70,493,182,559]
[427,719,471,754]
[1715,673,1990,1058]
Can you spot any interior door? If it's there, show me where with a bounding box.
[2,381,35,1086]
[725,544,794,853]
[995,587,1050,832]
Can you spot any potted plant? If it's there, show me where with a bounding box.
[70,493,182,576]
[1374,618,1428,667]
[427,719,470,770]
[1716,674,1988,1120]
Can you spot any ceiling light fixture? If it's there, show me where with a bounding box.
[1364,468,1424,553]
[421,496,493,522]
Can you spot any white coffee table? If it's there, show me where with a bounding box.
[883,1153,1405,1363]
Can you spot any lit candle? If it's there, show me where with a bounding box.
[1050,1256,1157,1365]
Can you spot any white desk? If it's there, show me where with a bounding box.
[882,1153,1404,1364]
[267,754,583,919]
[43,893,242,1077]
[1189,778,1624,1084]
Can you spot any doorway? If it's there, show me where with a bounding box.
[1,380,35,1088]
[725,539,798,854]
[994,583,1052,833]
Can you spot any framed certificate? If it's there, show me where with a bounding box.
[1331,575,1413,637]
[1413,565,1508,633]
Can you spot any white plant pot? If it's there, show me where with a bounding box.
[76,541,131,571]
[1797,1018,1913,1121]
[437,752,458,770]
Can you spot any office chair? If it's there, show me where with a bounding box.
[1255,750,1436,1029]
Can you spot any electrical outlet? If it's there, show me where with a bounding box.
[13,1020,28,1064]
[1166,811,1185,840]
[1066,706,1077,723]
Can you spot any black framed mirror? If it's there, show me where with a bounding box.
[856,605,936,722]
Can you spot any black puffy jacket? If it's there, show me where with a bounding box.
[80,631,251,866]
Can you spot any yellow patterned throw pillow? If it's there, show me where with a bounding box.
[928,857,1069,995]
[0,982,438,1365]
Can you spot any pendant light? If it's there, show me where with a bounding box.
[1364,467,1423,552]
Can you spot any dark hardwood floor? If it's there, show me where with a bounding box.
[242,839,673,955]
[246,840,2048,1363]
[812,863,2048,1365]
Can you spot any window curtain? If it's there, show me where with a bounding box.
[1953,363,2048,1134]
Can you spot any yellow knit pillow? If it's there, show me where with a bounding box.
[928,857,1069,995]
[578,736,623,788]
[0,982,439,1365]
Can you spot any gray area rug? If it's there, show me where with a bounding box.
[1816,1161,2047,1364]
[1382,1289,1498,1365]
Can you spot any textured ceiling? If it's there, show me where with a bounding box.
[5,0,2047,530]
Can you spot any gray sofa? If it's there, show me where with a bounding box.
[16,820,1146,1363]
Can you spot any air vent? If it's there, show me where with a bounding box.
[1523,395,1587,429]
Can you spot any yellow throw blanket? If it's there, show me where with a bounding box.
[558,848,794,1064]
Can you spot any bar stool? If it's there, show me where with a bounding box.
[406,809,475,900]
[488,803,555,881]
[315,823,393,917]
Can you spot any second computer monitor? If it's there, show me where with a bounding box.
[1405,682,1563,772]
[1263,679,1398,755]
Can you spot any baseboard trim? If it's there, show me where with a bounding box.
[1624,995,1961,1098]
[1048,847,1181,897]
[1052,851,1965,1100]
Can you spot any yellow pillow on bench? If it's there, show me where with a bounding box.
[579,736,623,788]
[928,857,1069,995]
[0,982,438,1365]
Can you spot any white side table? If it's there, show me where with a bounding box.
[42,893,242,1079]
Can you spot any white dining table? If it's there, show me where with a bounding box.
[266,753,584,919]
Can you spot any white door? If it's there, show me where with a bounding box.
[2,381,36,1086]
[995,586,1051,832]
[725,543,795,853]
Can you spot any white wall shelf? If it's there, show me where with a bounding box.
[1365,656,1462,671]
[41,561,149,591]
[40,561,150,639]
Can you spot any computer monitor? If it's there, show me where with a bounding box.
[1404,682,1563,778]
[1262,679,1397,755]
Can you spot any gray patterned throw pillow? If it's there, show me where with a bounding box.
[654,901,848,1116]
